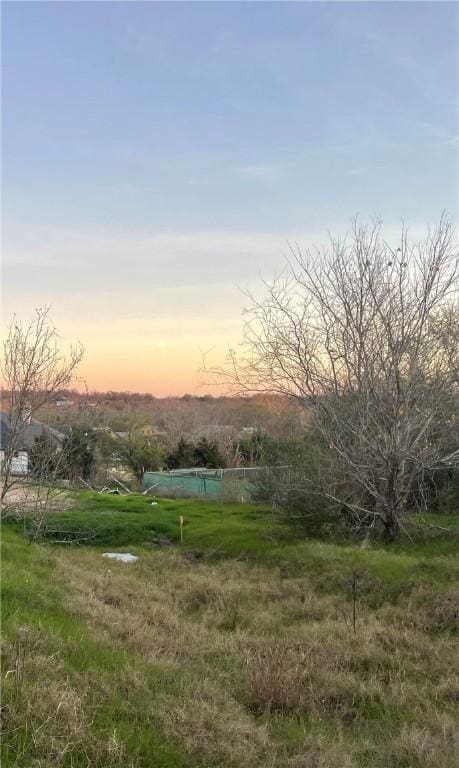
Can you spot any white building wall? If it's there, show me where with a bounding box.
[0,450,29,475]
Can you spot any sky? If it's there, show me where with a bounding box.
[2,1,458,395]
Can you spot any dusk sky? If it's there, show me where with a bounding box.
[2,1,458,395]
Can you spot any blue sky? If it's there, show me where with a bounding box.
[2,1,458,393]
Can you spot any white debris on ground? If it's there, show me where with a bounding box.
[151,501,158,506]
[102,553,139,563]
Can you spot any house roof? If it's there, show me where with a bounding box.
[0,412,66,451]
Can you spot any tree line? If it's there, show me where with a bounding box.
[2,215,458,539]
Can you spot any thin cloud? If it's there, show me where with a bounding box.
[231,163,283,180]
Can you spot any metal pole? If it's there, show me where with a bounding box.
[352,571,357,635]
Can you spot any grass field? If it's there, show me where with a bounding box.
[1,491,458,767]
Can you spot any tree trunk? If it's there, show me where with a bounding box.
[384,510,400,542]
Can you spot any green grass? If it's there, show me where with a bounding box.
[1,528,203,768]
[2,490,458,767]
[30,491,459,603]
[27,491,286,552]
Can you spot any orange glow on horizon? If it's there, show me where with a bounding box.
[73,339,230,397]
[1,293,244,397]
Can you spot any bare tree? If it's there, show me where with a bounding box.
[1,307,83,507]
[207,215,459,539]
[16,433,68,540]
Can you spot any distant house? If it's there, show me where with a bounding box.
[0,412,65,476]
[55,398,74,408]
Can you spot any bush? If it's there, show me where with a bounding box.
[62,426,96,481]
[431,468,459,515]
[165,437,226,470]
[249,429,345,536]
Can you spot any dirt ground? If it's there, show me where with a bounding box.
[2,482,74,512]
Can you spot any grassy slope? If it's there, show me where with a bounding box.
[1,491,458,767]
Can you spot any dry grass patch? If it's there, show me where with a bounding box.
[34,543,459,768]
[385,715,458,768]
[160,683,272,768]
[55,551,240,667]
[382,584,459,634]
[244,640,387,720]
[1,629,127,768]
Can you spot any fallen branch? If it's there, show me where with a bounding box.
[43,528,98,545]
[142,484,159,495]
[408,518,459,537]
[49,537,96,545]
